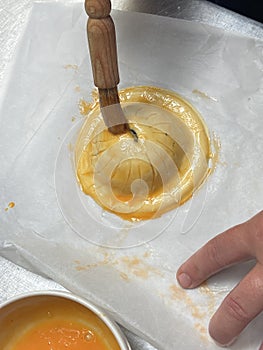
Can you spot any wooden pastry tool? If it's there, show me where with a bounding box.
[85,0,130,135]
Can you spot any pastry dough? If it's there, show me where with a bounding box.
[76,86,214,221]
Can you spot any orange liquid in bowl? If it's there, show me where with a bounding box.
[0,295,121,350]
[12,319,108,350]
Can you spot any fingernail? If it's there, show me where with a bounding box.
[177,272,192,288]
[213,336,237,347]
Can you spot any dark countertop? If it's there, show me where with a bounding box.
[112,0,263,39]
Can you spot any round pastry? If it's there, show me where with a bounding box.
[75,86,214,221]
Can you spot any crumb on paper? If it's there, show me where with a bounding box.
[74,253,112,271]
[74,252,162,280]
[75,262,101,271]
[143,251,151,258]
[75,85,81,92]
[71,116,76,122]
[5,202,15,211]
[63,64,78,71]
[119,272,129,281]
[120,256,163,279]
[169,284,206,319]
[169,284,209,342]
[78,90,99,116]
[75,264,90,271]
[79,98,93,116]
[192,89,218,102]
[194,322,208,343]
[199,282,218,316]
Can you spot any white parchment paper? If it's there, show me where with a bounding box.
[0,2,263,349]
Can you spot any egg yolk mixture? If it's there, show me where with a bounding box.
[12,319,106,350]
[0,297,120,350]
[76,86,218,221]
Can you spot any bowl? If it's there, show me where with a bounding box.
[0,290,131,350]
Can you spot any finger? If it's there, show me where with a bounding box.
[176,219,255,289]
[259,342,263,350]
[209,262,263,346]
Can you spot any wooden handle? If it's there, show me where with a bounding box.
[85,0,111,18]
[87,16,119,89]
[85,0,119,89]
[84,0,130,136]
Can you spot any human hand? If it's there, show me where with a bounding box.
[176,211,263,347]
